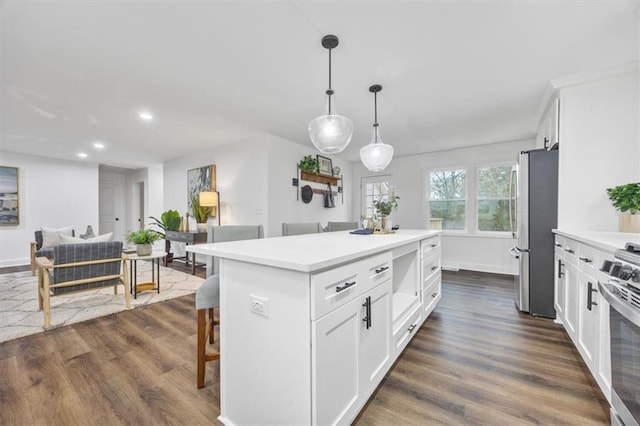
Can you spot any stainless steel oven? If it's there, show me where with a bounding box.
[599,244,640,426]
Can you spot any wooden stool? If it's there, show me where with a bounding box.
[196,275,220,389]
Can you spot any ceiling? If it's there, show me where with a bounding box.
[1,1,638,169]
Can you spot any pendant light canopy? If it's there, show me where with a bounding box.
[308,35,353,154]
[360,84,394,172]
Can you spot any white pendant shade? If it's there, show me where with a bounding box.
[360,130,394,172]
[308,113,353,154]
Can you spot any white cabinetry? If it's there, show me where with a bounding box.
[576,269,599,366]
[536,96,559,150]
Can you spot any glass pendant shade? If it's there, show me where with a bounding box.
[360,127,394,172]
[309,96,353,154]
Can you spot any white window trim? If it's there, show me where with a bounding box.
[361,174,394,219]
[426,166,468,233]
[475,162,514,234]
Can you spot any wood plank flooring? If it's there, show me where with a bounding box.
[0,270,609,425]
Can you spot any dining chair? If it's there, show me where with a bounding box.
[326,221,360,232]
[281,222,323,236]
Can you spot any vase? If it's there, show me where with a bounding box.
[619,214,640,233]
[379,216,392,233]
[197,223,208,233]
[136,244,152,256]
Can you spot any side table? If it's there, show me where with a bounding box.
[126,251,167,299]
[165,230,207,275]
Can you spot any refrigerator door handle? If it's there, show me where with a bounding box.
[509,167,515,238]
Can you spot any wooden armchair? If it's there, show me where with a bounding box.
[36,241,130,329]
[30,229,75,275]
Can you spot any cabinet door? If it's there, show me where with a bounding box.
[597,295,612,403]
[564,261,579,341]
[577,270,600,371]
[360,281,392,397]
[312,298,361,425]
[554,255,566,322]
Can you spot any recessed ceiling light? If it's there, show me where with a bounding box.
[77,152,88,158]
[138,111,153,121]
[93,142,105,149]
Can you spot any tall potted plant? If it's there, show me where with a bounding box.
[607,182,640,232]
[149,210,181,261]
[190,194,213,232]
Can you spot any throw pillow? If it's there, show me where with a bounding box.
[41,226,74,249]
[60,232,113,244]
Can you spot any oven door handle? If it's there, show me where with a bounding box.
[598,281,640,328]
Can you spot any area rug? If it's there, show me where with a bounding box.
[0,264,204,343]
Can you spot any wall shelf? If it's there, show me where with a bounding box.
[300,171,339,186]
[293,168,343,204]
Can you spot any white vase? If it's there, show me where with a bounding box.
[619,214,640,233]
[196,223,208,233]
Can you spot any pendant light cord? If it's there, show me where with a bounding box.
[327,47,333,115]
[373,91,379,143]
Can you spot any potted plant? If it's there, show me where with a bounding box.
[298,155,319,174]
[373,189,399,232]
[149,210,181,261]
[607,182,640,232]
[126,228,163,256]
[190,194,213,232]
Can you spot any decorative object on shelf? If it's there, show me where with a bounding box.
[373,188,399,233]
[190,194,212,232]
[324,183,335,208]
[298,155,319,174]
[0,166,19,225]
[360,84,394,172]
[607,182,640,232]
[308,34,353,155]
[80,225,95,239]
[332,166,341,177]
[200,190,221,226]
[317,155,333,176]
[126,228,163,256]
[301,185,313,204]
[185,212,190,232]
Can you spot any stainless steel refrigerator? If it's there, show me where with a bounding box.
[509,148,558,318]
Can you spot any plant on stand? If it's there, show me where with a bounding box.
[190,194,213,232]
[149,210,181,262]
[607,182,640,232]
[373,189,399,232]
[126,228,163,256]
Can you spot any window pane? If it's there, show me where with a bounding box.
[429,200,466,230]
[430,170,466,200]
[478,166,511,198]
[478,200,511,231]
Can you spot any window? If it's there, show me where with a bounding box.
[477,165,514,232]
[428,169,466,230]
[362,178,391,218]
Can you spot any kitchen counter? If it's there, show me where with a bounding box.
[186,229,438,272]
[553,230,640,254]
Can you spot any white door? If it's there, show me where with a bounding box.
[360,281,392,396]
[361,175,394,220]
[99,173,125,241]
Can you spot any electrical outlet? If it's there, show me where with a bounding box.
[250,295,269,317]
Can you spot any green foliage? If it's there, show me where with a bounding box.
[298,155,319,174]
[126,228,163,245]
[607,182,640,214]
[190,194,212,223]
[374,190,399,216]
[149,210,181,234]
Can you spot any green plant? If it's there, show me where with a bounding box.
[126,228,163,245]
[298,155,319,174]
[373,190,400,216]
[149,210,181,235]
[607,182,640,214]
[190,194,213,223]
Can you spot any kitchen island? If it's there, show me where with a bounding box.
[187,229,441,425]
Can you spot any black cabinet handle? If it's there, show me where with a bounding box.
[587,281,598,311]
[558,260,564,278]
[579,257,592,264]
[431,266,438,271]
[555,243,563,247]
[362,296,372,329]
[432,292,438,298]
[375,266,389,274]
[408,324,417,333]
[565,248,575,254]
[430,243,438,248]
[336,281,356,293]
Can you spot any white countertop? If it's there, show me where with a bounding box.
[553,229,640,254]
[185,229,439,273]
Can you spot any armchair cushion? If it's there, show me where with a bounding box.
[40,226,74,249]
[60,232,113,244]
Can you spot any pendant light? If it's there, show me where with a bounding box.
[360,84,394,171]
[308,35,353,154]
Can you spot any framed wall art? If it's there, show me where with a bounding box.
[0,166,19,225]
[187,164,216,211]
[317,155,333,176]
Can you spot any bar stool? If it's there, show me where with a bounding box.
[196,274,220,389]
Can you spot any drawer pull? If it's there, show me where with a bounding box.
[408,324,417,333]
[579,257,592,264]
[336,281,356,293]
[430,243,438,248]
[375,266,389,274]
[362,296,372,329]
[432,292,438,298]
[554,243,563,247]
[565,247,575,254]
[587,281,598,311]
[431,266,438,271]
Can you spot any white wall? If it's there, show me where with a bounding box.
[266,135,353,237]
[558,71,640,231]
[351,139,535,275]
[0,152,99,267]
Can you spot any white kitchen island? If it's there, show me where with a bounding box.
[186,229,441,425]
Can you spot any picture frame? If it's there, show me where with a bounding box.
[317,155,333,176]
[187,164,216,213]
[0,166,19,225]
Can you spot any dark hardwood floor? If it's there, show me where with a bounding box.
[0,270,609,425]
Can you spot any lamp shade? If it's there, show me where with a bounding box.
[199,191,218,207]
[360,128,394,172]
[308,113,353,154]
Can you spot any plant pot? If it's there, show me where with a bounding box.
[196,223,208,233]
[619,214,640,233]
[136,244,152,256]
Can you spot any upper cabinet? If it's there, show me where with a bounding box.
[536,96,559,150]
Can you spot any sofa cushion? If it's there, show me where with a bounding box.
[60,232,113,244]
[41,226,74,249]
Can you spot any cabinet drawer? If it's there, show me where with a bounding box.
[554,235,565,250]
[577,243,605,278]
[311,262,363,320]
[362,252,393,288]
[421,235,441,259]
[423,275,441,317]
[393,306,423,358]
[563,238,578,264]
[421,252,441,286]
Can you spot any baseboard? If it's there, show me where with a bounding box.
[0,257,30,268]
[442,261,516,276]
